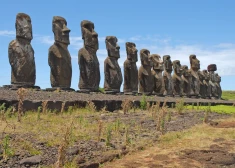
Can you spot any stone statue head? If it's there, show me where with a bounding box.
[163,55,172,71]
[173,60,182,74]
[105,36,120,58]
[202,70,209,80]
[52,16,70,45]
[215,73,221,82]
[189,54,200,71]
[15,13,33,41]
[140,49,151,66]
[126,42,138,62]
[81,20,98,51]
[181,65,191,77]
[150,54,163,70]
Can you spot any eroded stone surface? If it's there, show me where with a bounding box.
[104,36,122,93]
[215,73,222,99]
[202,70,211,98]
[123,42,138,94]
[151,54,164,96]
[208,64,218,98]
[198,70,206,98]
[8,13,36,87]
[172,60,183,96]
[78,20,100,92]
[138,49,153,95]
[189,54,200,97]
[163,55,173,96]
[181,65,193,97]
[48,16,72,88]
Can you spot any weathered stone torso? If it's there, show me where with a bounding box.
[138,65,153,94]
[189,69,200,96]
[48,43,72,88]
[163,71,173,96]
[78,47,100,91]
[104,57,123,92]
[172,71,183,96]
[124,60,138,93]
[8,39,36,85]
[152,69,164,95]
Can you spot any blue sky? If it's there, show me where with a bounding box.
[1,0,235,90]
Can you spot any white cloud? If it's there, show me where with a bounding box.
[129,35,171,44]
[0,30,15,36]
[70,36,83,49]
[129,35,142,41]
[37,36,54,45]
[118,38,126,44]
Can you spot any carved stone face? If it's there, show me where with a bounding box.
[106,36,120,58]
[198,71,205,81]
[215,73,221,82]
[81,20,98,51]
[16,13,33,41]
[140,49,151,66]
[190,54,200,71]
[150,54,163,70]
[202,70,209,80]
[182,65,191,77]
[126,42,138,62]
[52,16,70,45]
[173,60,182,74]
[163,55,172,71]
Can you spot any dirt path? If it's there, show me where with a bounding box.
[103,119,235,168]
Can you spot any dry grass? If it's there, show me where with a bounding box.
[0,108,99,148]
[54,120,74,168]
[159,117,235,150]
[16,88,27,122]
[121,99,133,114]
[103,117,235,168]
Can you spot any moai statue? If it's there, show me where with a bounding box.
[104,36,123,93]
[189,54,200,97]
[215,73,222,99]
[138,49,154,95]
[202,70,211,99]
[172,60,183,97]
[8,13,38,89]
[207,64,218,99]
[198,71,206,98]
[151,54,164,96]
[48,16,72,90]
[78,20,100,92]
[181,65,193,97]
[123,42,138,95]
[163,55,173,96]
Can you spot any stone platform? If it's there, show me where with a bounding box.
[0,88,233,112]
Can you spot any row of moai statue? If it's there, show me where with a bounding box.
[7,13,222,99]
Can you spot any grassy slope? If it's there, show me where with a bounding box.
[186,105,235,114]
[222,90,235,100]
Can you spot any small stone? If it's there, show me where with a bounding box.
[80,162,99,168]
[19,155,41,165]
[67,147,79,155]
[212,154,235,165]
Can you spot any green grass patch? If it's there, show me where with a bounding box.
[186,105,235,114]
[222,90,235,100]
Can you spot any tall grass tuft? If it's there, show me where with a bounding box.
[17,88,27,122]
